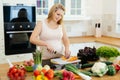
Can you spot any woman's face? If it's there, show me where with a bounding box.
[52,9,64,23]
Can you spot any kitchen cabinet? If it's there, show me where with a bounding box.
[36,0,89,20]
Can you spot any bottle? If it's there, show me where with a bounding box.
[95,23,101,37]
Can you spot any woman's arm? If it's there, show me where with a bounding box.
[30,21,54,53]
[30,21,48,46]
[62,24,71,58]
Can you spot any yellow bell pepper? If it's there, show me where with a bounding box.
[36,75,48,80]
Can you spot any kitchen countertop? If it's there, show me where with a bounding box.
[0,36,120,80]
[0,62,120,80]
[69,36,120,47]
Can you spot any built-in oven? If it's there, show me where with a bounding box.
[5,29,36,55]
[3,4,36,55]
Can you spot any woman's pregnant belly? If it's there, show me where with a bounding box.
[46,40,64,54]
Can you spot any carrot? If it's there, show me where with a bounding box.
[61,56,78,61]
[73,73,82,79]
[68,56,78,62]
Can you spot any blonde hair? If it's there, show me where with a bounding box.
[47,3,65,25]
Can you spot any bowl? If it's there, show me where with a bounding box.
[25,66,33,72]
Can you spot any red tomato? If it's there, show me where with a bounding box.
[8,67,13,73]
[16,69,24,77]
[14,73,19,78]
[11,68,18,74]
[20,71,25,77]
[34,70,40,77]
[45,69,54,79]
[113,64,120,72]
[41,68,47,74]
[8,65,26,80]
[9,73,14,79]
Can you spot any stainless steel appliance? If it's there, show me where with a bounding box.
[3,4,36,55]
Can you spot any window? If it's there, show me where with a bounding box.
[116,24,120,33]
[54,0,65,7]
[71,0,81,15]
[36,0,84,20]
[37,0,48,15]
[116,0,120,33]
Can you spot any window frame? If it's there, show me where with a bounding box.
[36,0,87,20]
[116,0,120,33]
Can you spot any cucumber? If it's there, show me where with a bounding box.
[81,61,113,69]
[101,61,113,65]
[81,63,94,69]
[81,71,93,76]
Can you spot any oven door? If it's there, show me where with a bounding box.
[5,30,36,55]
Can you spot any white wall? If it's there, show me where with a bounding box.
[0,0,4,59]
[102,0,120,38]
[64,20,94,37]
[65,0,103,37]
[84,0,103,36]
[117,0,120,21]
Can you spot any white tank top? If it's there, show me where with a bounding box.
[39,20,64,60]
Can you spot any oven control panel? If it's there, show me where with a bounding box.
[4,22,36,31]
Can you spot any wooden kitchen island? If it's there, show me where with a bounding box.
[0,62,120,80]
[1,36,120,80]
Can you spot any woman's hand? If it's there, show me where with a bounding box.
[46,44,55,54]
[65,50,71,59]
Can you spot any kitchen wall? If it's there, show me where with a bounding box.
[65,0,103,37]
[102,0,120,38]
[64,20,94,37]
[0,0,4,63]
[0,0,119,63]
